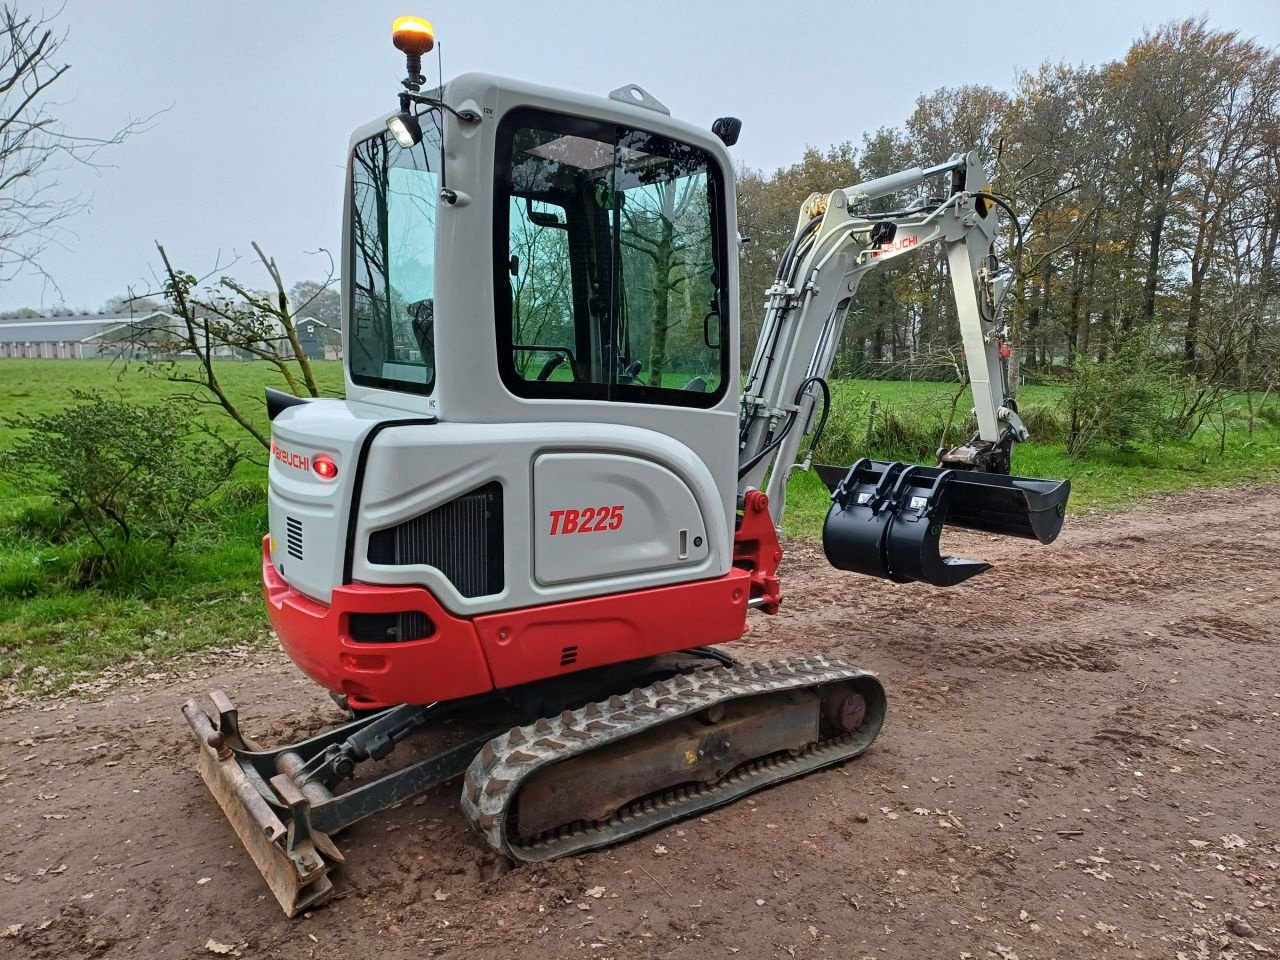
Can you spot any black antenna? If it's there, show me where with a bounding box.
[435,42,452,203]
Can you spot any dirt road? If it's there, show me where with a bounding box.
[2,485,1277,959]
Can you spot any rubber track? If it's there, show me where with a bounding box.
[460,654,885,862]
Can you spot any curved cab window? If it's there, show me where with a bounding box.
[349,115,442,393]
[495,109,728,407]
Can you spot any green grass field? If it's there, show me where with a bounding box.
[1,358,1277,695]
[786,378,1280,536]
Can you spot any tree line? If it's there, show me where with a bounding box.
[735,18,1280,403]
[5,7,1273,423]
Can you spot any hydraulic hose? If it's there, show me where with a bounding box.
[776,215,823,281]
[799,376,832,463]
[741,217,825,443]
[737,376,831,480]
[971,191,1025,319]
[972,191,1024,259]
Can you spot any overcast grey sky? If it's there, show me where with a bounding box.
[4,0,1276,311]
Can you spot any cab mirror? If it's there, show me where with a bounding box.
[712,117,741,147]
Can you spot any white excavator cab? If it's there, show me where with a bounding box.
[265,74,747,643]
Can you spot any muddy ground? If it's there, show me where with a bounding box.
[2,484,1277,960]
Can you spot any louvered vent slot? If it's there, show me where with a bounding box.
[367,482,504,598]
[559,645,579,667]
[285,516,304,560]
[349,611,434,643]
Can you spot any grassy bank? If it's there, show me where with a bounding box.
[1,359,1277,695]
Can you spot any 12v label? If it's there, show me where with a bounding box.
[548,505,624,535]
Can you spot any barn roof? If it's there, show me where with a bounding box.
[0,311,175,343]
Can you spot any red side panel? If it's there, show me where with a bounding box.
[472,569,751,689]
[264,536,751,709]
[262,538,495,709]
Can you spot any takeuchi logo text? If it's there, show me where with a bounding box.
[867,234,920,258]
[271,440,309,472]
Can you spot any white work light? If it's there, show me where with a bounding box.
[387,111,422,148]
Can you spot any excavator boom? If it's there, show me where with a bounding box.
[736,151,1068,583]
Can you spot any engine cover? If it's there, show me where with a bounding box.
[531,452,709,585]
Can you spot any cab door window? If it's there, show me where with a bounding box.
[494,109,727,407]
[614,128,723,396]
[508,197,579,383]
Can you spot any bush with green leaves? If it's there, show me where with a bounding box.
[0,391,248,581]
[814,388,972,466]
[1064,336,1174,458]
[1014,403,1069,444]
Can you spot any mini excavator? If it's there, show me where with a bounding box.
[183,16,1069,915]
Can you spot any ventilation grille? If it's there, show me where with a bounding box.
[559,645,579,667]
[366,482,504,598]
[349,611,434,644]
[285,516,304,561]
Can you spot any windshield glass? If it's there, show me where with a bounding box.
[348,112,442,393]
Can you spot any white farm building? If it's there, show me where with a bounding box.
[0,312,336,360]
[0,312,179,359]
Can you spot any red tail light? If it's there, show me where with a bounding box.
[313,455,339,480]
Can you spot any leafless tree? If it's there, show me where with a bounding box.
[125,243,334,449]
[0,4,154,294]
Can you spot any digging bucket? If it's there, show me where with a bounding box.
[817,458,1069,587]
